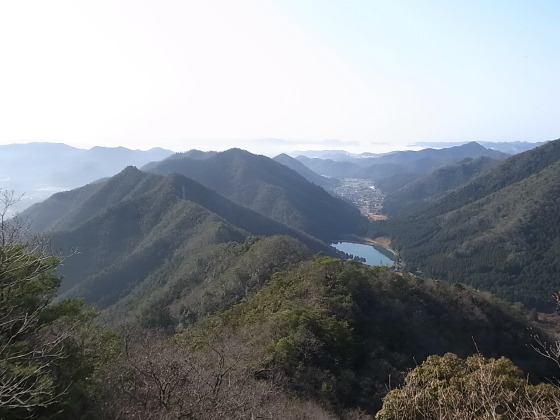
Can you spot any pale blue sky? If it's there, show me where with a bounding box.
[0,0,558,154]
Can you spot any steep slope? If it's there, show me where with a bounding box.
[145,148,365,240]
[21,167,336,310]
[272,153,339,189]
[22,166,162,233]
[373,173,420,194]
[369,139,560,309]
[381,156,500,217]
[107,235,312,325]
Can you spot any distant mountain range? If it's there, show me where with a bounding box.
[293,140,545,159]
[369,138,560,309]
[0,142,173,212]
[411,140,548,154]
[296,141,510,181]
[2,141,545,215]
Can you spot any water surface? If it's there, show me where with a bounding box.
[332,241,394,266]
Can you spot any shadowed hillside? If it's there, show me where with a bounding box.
[273,153,339,189]
[184,257,553,413]
[381,156,500,217]
[144,148,365,240]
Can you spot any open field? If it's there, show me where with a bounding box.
[368,213,388,220]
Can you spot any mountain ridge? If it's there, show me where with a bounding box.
[296,141,509,181]
[21,167,339,313]
[144,148,365,240]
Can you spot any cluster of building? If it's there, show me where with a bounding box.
[333,178,385,217]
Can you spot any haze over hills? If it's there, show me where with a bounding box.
[295,141,510,181]
[0,140,536,217]
[411,140,548,155]
[272,153,339,189]
[369,138,560,309]
[292,140,544,160]
[144,148,365,240]
[360,141,508,165]
[0,142,174,212]
[291,149,361,160]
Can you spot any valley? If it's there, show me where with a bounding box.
[2,139,560,419]
[5,3,560,417]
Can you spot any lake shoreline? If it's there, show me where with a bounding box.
[334,235,398,257]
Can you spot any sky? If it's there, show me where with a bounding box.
[1,0,559,155]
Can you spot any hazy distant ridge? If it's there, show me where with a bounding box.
[296,141,509,181]
[0,142,174,212]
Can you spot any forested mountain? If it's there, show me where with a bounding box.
[7,232,556,419]
[381,156,500,217]
[182,257,553,414]
[21,167,336,314]
[142,149,217,171]
[296,142,508,181]
[0,142,173,212]
[272,153,339,189]
[144,148,365,240]
[369,139,560,309]
[8,141,560,419]
[373,172,420,194]
[5,149,560,417]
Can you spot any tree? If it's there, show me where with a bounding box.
[99,327,339,419]
[0,190,69,418]
[376,352,560,420]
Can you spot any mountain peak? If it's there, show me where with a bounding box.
[459,141,485,150]
[121,165,141,173]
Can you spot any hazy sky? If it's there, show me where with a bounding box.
[1,0,559,154]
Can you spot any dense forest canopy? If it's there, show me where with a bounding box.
[369,139,560,310]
